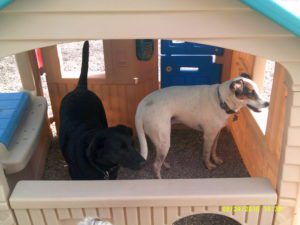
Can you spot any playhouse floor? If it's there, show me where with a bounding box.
[43,126,248,225]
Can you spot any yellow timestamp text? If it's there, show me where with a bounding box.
[221,205,282,213]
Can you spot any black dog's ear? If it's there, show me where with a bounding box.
[230,79,244,97]
[240,73,252,80]
[115,125,133,136]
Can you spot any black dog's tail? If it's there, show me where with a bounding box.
[76,41,89,90]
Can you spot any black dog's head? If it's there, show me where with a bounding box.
[86,125,146,171]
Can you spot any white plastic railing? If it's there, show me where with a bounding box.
[9,178,277,225]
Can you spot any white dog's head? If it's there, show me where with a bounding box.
[221,73,269,113]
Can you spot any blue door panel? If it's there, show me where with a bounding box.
[161,69,221,87]
[161,40,223,88]
[161,55,212,74]
[161,40,224,56]
[161,55,221,87]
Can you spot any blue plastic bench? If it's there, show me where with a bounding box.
[0,92,47,174]
[0,92,30,147]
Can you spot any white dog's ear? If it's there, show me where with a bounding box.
[240,73,252,80]
[230,79,244,97]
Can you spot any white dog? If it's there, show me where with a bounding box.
[78,218,112,225]
[135,73,269,178]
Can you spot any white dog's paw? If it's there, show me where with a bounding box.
[212,156,224,165]
[153,164,162,179]
[163,161,171,169]
[154,172,162,179]
[205,161,217,170]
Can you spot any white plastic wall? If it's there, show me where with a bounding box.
[0,0,300,224]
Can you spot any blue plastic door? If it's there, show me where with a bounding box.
[160,40,223,88]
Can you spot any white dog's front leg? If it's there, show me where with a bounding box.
[211,131,223,165]
[203,131,219,170]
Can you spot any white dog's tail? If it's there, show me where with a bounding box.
[135,114,148,160]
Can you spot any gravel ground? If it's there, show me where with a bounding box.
[59,40,105,73]
[263,60,275,101]
[43,127,249,180]
[0,42,274,225]
[0,55,22,92]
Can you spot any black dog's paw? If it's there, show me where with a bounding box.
[115,125,133,136]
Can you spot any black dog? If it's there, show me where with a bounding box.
[59,41,146,180]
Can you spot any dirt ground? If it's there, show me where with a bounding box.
[0,40,274,225]
[43,127,249,180]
